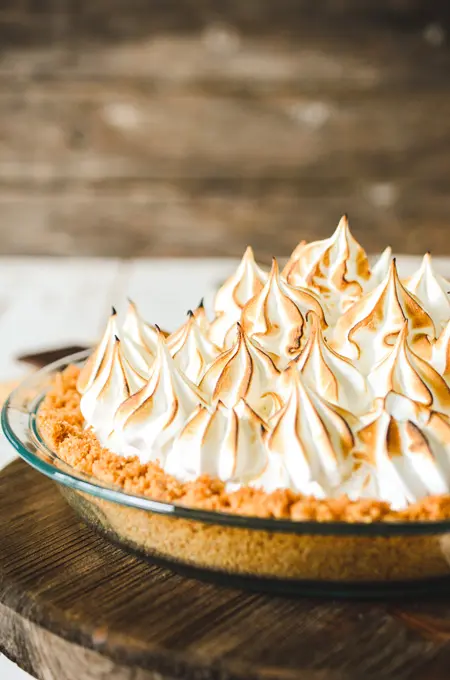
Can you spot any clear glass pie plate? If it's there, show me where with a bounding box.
[3,351,450,598]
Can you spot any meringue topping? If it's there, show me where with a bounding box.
[199,323,282,418]
[209,246,267,347]
[165,399,268,485]
[429,320,450,384]
[79,332,146,440]
[107,333,207,463]
[78,309,118,396]
[77,222,450,510]
[166,310,220,383]
[265,367,355,497]
[241,258,326,367]
[346,402,450,510]
[283,215,371,316]
[332,259,435,372]
[367,322,450,413]
[404,253,450,333]
[123,298,160,354]
[369,246,392,289]
[295,312,371,414]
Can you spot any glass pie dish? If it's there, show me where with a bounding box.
[3,351,450,598]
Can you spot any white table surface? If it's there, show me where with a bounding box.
[1,254,449,680]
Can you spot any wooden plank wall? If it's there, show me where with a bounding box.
[0,1,449,258]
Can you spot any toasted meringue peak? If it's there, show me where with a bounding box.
[430,320,450,384]
[199,323,282,418]
[166,311,220,383]
[283,216,371,314]
[345,404,450,510]
[79,334,146,440]
[369,247,392,289]
[331,259,435,372]
[107,335,207,463]
[281,240,307,285]
[78,310,118,395]
[123,299,160,357]
[241,258,327,368]
[295,312,370,413]
[192,299,210,333]
[209,246,267,347]
[77,220,450,510]
[265,366,354,497]
[367,323,450,413]
[403,253,450,332]
[165,399,269,485]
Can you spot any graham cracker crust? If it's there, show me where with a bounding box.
[36,367,450,582]
[38,366,450,523]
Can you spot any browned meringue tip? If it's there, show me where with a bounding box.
[269,256,280,276]
[243,245,256,260]
[111,306,117,316]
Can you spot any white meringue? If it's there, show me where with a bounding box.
[209,246,267,347]
[369,246,392,289]
[295,312,371,414]
[404,253,450,333]
[282,215,371,316]
[367,322,450,414]
[77,310,118,396]
[122,299,160,358]
[345,402,450,510]
[76,221,450,511]
[265,367,355,498]
[165,399,269,485]
[107,333,207,464]
[166,310,220,383]
[241,258,327,368]
[332,259,435,372]
[199,323,283,418]
[429,320,450,384]
[79,327,146,441]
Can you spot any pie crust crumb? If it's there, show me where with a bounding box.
[38,366,450,523]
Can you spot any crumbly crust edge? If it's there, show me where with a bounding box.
[37,366,450,523]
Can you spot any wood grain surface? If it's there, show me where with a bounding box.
[0,2,449,257]
[2,460,450,680]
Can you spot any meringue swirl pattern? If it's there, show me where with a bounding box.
[77,217,450,511]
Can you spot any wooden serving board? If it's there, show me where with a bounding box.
[2,461,450,680]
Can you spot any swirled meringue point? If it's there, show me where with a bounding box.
[165,399,269,485]
[199,323,283,418]
[369,246,392,290]
[209,246,267,347]
[403,253,450,333]
[345,404,450,510]
[241,258,327,368]
[166,310,221,383]
[265,366,354,497]
[77,310,117,395]
[295,311,371,413]
[281,240,307,287]
[108,334,207,463]
[79,334,147,440]
[122,299,160,358]
[429,319,450,384]
[192,298,210,333]
[331,258,435,372]
[367,322,450,413]
[283,215,371,314]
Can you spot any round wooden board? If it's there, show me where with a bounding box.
[2,461,450,680]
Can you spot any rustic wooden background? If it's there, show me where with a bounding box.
[0,1,449,259]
